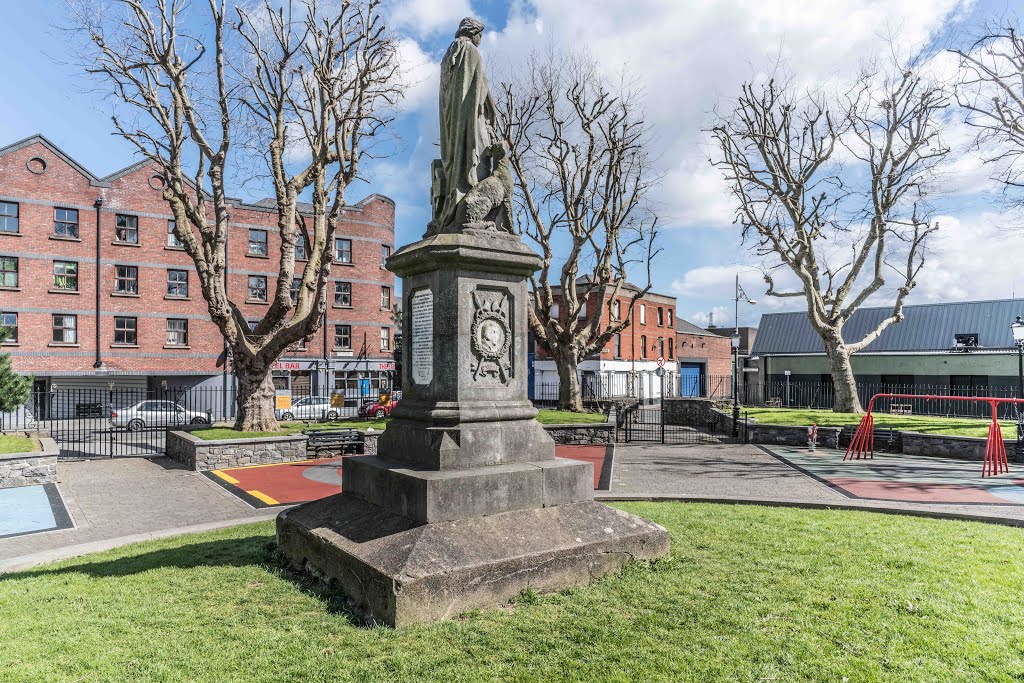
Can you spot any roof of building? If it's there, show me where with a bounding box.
[751,298,1024,355]
[548,275,676,302]
[676,318,715,336]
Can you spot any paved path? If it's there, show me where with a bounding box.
[603,443,1024,525]
[0,457,276,572]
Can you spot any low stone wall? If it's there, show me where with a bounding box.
[166,430,308,471]
[363,432,380,456]
[0,435,58,488]
[747,424,841,449]
[542,423,615,445]
[902,432,1021,463]
[663,398,721,428]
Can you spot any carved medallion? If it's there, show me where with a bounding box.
[470,289,513,383]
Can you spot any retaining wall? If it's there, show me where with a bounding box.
[901,432,1022,463]
[748,424,841,449]
[0,435,58,488]
[542,423,615,445]
[166,430,308,471]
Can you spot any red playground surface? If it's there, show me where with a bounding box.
[205,444,612,508]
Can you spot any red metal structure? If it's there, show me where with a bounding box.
[844,393,1020,477]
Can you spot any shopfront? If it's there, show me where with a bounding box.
[332,359,396,405]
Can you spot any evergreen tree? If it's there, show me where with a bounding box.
[0,327,31,413]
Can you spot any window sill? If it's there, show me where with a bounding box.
[50,235,81,242]
[163,345,191,350]
[1,342,20,347]
[0,232,21,237]
[332,347,353,352]
[111,241,141,248]
[164,295,191,301]
[111,292,140,298]
[48,342,80,348]
[332,261,355,267]
[332,305,353,309]
[164,245,186,252]
[48,289,80,295]
[246,253,270,259]
[246,299,270,306]
[0,286,20,292]
[111,343,140,349]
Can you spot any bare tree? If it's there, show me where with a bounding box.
[952,21,1024,207]
[710,64,950,412]
[73,0,401,430]
[495,52,659,412]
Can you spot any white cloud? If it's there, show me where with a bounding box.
[389,0,473,39]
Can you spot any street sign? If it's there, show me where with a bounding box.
[656,357,666,367]
[655,367,666,378]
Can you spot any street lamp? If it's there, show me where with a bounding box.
[1012,316,1024,455]
[731,331,741,436]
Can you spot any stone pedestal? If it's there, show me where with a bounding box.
[277,230,669,626]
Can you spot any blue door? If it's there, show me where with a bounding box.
[679,364,703,397]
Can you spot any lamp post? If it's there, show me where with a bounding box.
[1012,316,1024,456]
[732,274,756,436]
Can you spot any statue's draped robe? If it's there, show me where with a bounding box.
[437,35,496,230]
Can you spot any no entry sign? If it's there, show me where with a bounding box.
[656,357,666,367]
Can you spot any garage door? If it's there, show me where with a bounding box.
[679,363,703,397]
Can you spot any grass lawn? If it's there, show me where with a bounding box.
[744,407,1016,438]
[190,409,606,440]
[0,434,36,454]
[3,503,1023,682]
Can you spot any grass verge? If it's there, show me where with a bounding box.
[0,434,36,454]
[2,503,1023,682]
[743,407,1016,438]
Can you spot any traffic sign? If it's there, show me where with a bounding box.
[656,357,666,367]
[655,367,666,378]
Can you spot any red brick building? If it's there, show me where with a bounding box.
[676,319,733,397]
[0,135,396,409]
[531,279,679,401]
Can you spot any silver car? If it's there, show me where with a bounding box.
[111,400,208,431]
[276,396,340,421]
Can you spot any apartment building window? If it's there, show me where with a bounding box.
[381,286,391,310]
[614,333,621,358]
[380,327,391,351]
[657,307,664,326]
[290,277,302,304]
[577,302,587,319]
[612,300,621,321]
[248,275,268,302]
[335,238,352,263]
[334,281,352,307]
[114,265,139,294]
[1,312,17,343]
[167,220,183,248]
[381,244,391,266]
[53,261,78,291]
[54,208,79,238]
[668,338,674,359]
[0,257,17,288]
[667,310,673,327]
[639,304,646,324]
[658,337,665,358]
[52,314,77,344]
[640,334,647,359]
[334,324,351,349]
[248,229,268,256]
[294,237,308,261]
[0,201,18,233]
[166,319,188,346]
[167,269,188,297]
[115,214,139,244]
[114,316,138,345]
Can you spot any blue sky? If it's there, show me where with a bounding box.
[2,0,1022,332]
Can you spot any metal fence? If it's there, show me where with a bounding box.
[702,376,1023,419]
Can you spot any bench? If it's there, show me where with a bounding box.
[889,403,913,415]
[765,398,783,408]
[838,425,902,453]
[304,428,364,458]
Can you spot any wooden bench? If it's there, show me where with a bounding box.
[765,398,783,408]
[305,428,364,458]
[889,403,913,415]
[838,425,902,453]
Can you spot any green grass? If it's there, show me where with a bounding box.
[2,503,1024,682]
[189,410,606,440]
[0,434,36,454]
[744,407,1015,438]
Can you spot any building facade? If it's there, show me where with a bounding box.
[676,319,734,397]
[530,281,679,402]
[0,135,396,412]
[751,299,1024,399]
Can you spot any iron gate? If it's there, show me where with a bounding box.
[619,405,746,445]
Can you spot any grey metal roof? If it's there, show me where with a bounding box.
[676,318,714,336]
[751,298,1024,355]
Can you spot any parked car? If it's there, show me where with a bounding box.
[276,396,340,421]
[111,400,208,431]
[359,399,398,419]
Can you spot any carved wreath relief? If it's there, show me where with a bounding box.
[470,289,513,383]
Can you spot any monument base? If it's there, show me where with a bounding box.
[276,494,670,627]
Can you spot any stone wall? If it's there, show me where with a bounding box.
[902,431,1022,463]
[747,424,841,449]
[0,435,58,488]
[166,430,308,471]
[363,432,379,455]
[662,398,723,428]
[542,423,614,445]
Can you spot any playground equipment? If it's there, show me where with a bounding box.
[845,393,1021,477]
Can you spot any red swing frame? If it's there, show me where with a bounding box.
[844,393,1023,477]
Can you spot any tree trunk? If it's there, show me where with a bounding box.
[234,359,281,431]
[553,346,584,412]
[825,338,862,414]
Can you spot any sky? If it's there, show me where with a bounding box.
[2,0,1023,332]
